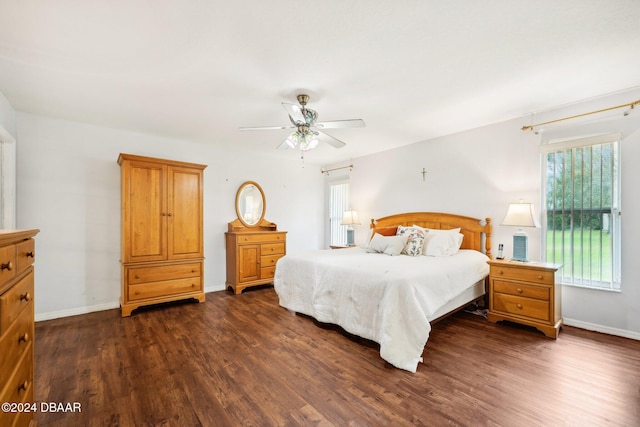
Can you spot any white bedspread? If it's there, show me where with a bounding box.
[274,247,489,372]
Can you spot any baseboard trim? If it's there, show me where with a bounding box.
[35,301,120,322]
[563,317,640,340]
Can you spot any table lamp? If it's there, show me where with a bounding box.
[501,201,540,262]
[341,210,360,246]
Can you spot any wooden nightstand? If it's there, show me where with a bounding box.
[487,259,562,338]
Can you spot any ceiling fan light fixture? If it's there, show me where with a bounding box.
[299,131,319,151]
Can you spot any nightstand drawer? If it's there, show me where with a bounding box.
[493,293,550,322]
[490,264,554,284]
[493,279,549,301]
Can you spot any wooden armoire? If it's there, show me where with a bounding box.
[118,154,206,316]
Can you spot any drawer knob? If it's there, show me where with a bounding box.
[498,270,504,275]
[134,274,140,279]
[18,381,29,392]
[516,303,523,309]
[192,269,196,273]
[20,292,31,302]
[1,261,12,271]
[517,288,523,293]
[537,275,543,280]
[19,333,29,343]
[26,251,35,258]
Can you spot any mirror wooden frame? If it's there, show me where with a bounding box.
[235,181,266,228]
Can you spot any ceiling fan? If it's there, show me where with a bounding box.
[240,94,365,152]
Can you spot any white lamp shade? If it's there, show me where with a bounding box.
[501,202,540,228]
[341,210,360,225]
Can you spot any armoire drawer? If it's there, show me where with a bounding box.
[128,277,202,301]
[127,263,201,285]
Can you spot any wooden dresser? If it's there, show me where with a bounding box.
[0,229,39,427]
[118,154,206,316]
[225,219,286,294]
[487,259,562,338]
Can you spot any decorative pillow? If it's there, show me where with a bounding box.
[421,227,464,257]
[396,226,426,257]
[366,233,408,256]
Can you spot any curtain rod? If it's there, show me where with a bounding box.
[521,99,640,131]
[320,164,353,174]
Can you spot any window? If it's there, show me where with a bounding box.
[328,181,349,246]
[542,134,621,290]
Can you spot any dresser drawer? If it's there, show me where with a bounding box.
[0,346,33,407]
[128,277,202,301]
[0,244,17,287]
[490,264,554,284]
[493,293,550,322]
[0,304,33,382]
[261,254,282,269]
[261,243,285,256]
[261,266,276,280]
[237,233,286,244]
[0,271,34,335]
[493,279,550,301]
[16,239,35,273]
[127,262,201,285]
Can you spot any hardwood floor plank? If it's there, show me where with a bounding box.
[33,288,640,427]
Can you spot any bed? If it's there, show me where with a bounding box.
[274,212,492,372]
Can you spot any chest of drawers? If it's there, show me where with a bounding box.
[225,231,287,294]
[0,229,39,427]
[487,259,562,338]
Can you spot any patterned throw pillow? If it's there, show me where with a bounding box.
[396,226,426,256]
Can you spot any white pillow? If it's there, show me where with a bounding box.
[396,225,426,257]
[420,227,464,257]
[366,233,408,256]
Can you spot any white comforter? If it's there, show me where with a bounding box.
[274,247,489,372]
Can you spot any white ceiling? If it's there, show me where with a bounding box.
[1,0,639,164]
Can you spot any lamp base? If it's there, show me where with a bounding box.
[346,228,355,246]
[511,230,529,262]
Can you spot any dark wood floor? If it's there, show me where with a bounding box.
[32,287,640,427]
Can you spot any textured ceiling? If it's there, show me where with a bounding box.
[1,0,639,164]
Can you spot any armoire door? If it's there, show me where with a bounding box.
[122,160,167,262]
[167,166,204,260]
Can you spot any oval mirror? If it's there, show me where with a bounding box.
[235,181,266,227]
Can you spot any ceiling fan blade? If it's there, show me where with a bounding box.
[317,131,346,149]
[314,119,365,129]
[282,102,306,125]
[240,125,295,131]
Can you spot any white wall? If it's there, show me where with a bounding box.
[0,91,17,228]
[15,113,325,320]
[341,89,640,339]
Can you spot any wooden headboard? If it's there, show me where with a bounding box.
[370,212,492,258]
